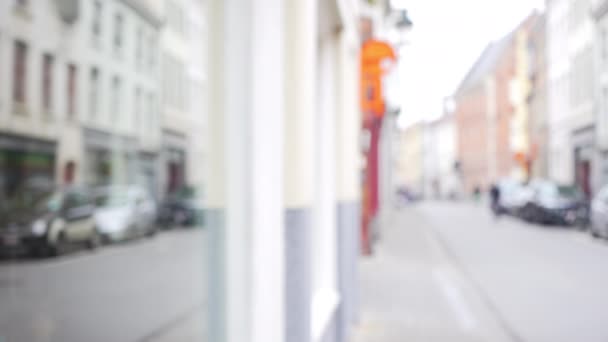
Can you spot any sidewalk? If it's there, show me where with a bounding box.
[352,206,511,342]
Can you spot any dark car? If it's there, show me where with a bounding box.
[0,187,100,257]
[520,180,589,227]
[157,190,204,228]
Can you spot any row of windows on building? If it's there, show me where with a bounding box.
[163,55,188,111]
[90,0,158,72]
[11,39,157,134]
[13,0,158,74]
[166,1,188,36]
[11,40,76,117]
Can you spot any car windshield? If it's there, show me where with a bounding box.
[499,180,519,196]
[37,192,63,213]
[535,182,559,198]
[557,186,583,199]
[96,191,130,208]
[5,189,60,213]
[536,182,581,200]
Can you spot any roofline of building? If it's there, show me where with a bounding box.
[592,0,608,20]
[453,43,494,98]
[453,10,542,99]
[120,0,164,28]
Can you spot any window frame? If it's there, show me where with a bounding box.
[92,0,103,47]
[114,12,124,57]
[89,67,99,120]
[67,63,77,119]
[12,40,28,105]
[42,53,54,114]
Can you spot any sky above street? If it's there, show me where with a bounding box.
[391,0,545,128]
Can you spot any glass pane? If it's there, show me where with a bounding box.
[0,1,209,341]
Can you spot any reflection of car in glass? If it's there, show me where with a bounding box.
[0,187,100,257]
[590,185,608,238]
[158,189,204,228]
[520,180,589,227]
[93,186,158,243]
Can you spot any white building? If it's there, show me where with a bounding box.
[185,0,207,203]
[422,120,439,198]
[0,0,162,197]
[547,0,596,196]
[438,115,460,198]
[158,0,208,199]
[422,115,460,199]
[592,0,608,189]
[547,0,572,185]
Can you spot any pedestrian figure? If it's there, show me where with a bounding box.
[473,186,481,202]
[490,183,501,218]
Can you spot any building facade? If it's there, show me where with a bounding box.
[592,0,608,190]
[454,13,541,194]
[547,0,596,196]
[396,122,424,196]
[421,114,460,199]
[0,0,163,198]
[454,33,514,193]
[528,13,549,179]
[159,0,192,198]
[547,0,573,185]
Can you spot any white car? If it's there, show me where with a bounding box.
[93,186,158,243]
[496,179,532,216]
[591,185,608,238]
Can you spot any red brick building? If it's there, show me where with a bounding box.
[453,32,515,194]
[454,13,542,194]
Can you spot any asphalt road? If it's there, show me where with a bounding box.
[0,228,208,342]
[355,201,608,342]
[4,202,607,342]
[421,201,608,342]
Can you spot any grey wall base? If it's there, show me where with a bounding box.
[336,201,361,342]
[206,209,226,342]
[285,208,312,342]
[320,310,339,342]
[205,202,358,342]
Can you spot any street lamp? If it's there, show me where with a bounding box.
[396,10,413,31]
[377,7,413,239]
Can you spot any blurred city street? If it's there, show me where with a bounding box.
[0,229,207,342]
[355,201,608,342]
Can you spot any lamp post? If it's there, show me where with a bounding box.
[380,9,412,218]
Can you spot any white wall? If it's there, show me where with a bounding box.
[312,27,339,342]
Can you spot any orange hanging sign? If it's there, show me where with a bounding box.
[360,40,396,120]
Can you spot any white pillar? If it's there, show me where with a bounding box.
[284,1,317,208]
[312,24,339,342]
[206,0,285,341]
[334,21,361,342]
[283,0,317,341]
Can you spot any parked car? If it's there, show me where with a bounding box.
[495,179,531,216]
[520,180,588,227]
[0,186,100,257]
[93,186,158,243]
[158,189,204,228]
[590,185,608,238]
